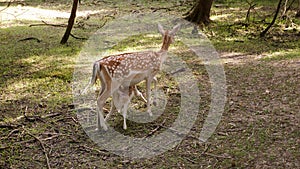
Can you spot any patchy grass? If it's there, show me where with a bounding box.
[0,0,299,168]
[262,48,300,61]
[0,26,82,119]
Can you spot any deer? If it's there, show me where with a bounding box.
[82,65,148,130]
[106,85,140,130]
[84,23,181,131]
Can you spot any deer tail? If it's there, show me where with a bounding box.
[81,62,100,95]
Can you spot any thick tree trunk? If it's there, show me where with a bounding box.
[60,0,79,44]
[184,0,214,25]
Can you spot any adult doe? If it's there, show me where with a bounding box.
[84,23,181,130]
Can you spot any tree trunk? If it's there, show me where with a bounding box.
[296,0,300,17]
[260,0,283,37]
[60,0,79,44]
[184,0,214,25]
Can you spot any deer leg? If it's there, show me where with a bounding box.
[152,77,158,106]
[122,89,134,130]
[96,87,112,131]
[146,78,153,116]
[106,86,125,122]
[133,85,147,103]
[105,100,116,122]
[122,104,128,130]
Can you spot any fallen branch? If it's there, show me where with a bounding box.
[70,33,87,40]
[29,21,67,28]
[23,127,51,169]
[18,37,41,43]
[5,109,61,125]
[0,0,12,12]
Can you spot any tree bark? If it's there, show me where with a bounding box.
[296,0,300,17]
[184,0,214,25]
[260,0,283,37]
[60,0,79,44]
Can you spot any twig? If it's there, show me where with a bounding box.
[281,0,297,18]
[98,19,108,29]
[247,127,255,140]
[79,145,109,155]
[2,128,19,140]
[0,145,9,150]
[151,7,171,12]
[200,144,210,155]
[23,127,51,169]
[203,152,232,159]
[158,124,198,140]
[183,2,196,16]
[245,0,256,23]
[143,119,166,138]
[182,156,197,164]
[41,112,62,119]
[22,106,37,122]
[0,122,18,129]
[69,33,87,40]
[41,135,60,141]
[14,138,35,145]
[170,68,186,75]
[151,4,182,13]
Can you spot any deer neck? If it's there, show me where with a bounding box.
[159,31,172,52]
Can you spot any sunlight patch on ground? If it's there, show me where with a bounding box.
[0,6,106,27]
[220,52,266,64]
[262,49,300,60]
[2,77,49,101]
[210,13,232,21]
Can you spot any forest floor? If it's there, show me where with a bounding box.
[0,0,299,168]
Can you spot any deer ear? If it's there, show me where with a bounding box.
[158,23,165,35]
[170,24,181,35]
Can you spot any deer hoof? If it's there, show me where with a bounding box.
[147,110,153,116]
[98,124,108,131]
